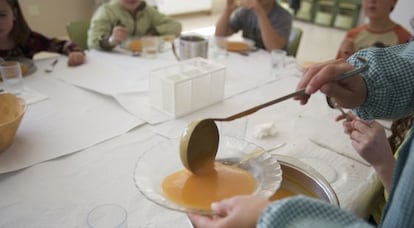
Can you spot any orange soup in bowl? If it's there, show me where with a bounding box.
[227,41,249,52]
[162,162,256,210]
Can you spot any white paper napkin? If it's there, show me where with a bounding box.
[17,87,48,105]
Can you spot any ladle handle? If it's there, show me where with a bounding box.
[212,57,368,122]
[213,89,306,121]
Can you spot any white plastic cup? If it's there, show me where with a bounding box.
[270,49,287,79]
[87,204,128,228]
[0,61,24,94]
[210,36,228,60]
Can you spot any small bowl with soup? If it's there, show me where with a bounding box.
[226,38,255,53]
[133,136,282,215]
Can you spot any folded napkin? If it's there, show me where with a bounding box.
[17,87,48,105]
[252,121,278,139]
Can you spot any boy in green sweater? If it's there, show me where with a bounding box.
[88,0,182,51]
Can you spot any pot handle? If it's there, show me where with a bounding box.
[171,39,180,61]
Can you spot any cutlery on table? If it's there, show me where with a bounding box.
[45,59,58,73]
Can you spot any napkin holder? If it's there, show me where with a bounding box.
[150,58,226,117]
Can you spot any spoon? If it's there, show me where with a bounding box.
[45,59,58,73]
[326,96,351,121]
[180,57,368,174]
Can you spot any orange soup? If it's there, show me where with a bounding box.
[227,41,249,52]
[162,162,256,210]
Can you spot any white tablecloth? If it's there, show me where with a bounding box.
[0,50,381,227]
[0,58,144,173]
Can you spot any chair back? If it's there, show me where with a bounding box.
[287,27,303,57]
[66,20,90,50]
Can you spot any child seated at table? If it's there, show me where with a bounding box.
[215,0,292,51]
[0,0,85,66]
[336,0,411,59]
[88,0,182,51]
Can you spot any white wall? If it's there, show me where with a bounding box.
[20,0,94,38]
[391,0,414,34]
[211,0,225,13]
[19,0,225,37]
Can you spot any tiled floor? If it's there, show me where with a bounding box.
[173,13,347,64]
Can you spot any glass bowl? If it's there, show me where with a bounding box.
[133,135,282,215]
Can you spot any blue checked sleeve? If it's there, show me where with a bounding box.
[257,196,373,228]
[348,42,414,120]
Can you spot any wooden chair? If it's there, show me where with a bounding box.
[66,20,90,50]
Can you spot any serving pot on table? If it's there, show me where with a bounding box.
[273,154,339,205]
[172,35,208,61]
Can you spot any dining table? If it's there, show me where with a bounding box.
[0,43,382,227]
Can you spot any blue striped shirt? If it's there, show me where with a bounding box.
[257,42,414,228]
[229,3,292,50]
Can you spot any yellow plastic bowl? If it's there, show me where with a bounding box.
[0,93,26,153]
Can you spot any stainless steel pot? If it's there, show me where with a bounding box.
[272,154,339,206]
[172,35,208,61]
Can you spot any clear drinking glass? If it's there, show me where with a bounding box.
[141,36,159,59]
[270,49,287,79]
[210,36,228,60]
[0,61,24,94]
[87,204,128,228]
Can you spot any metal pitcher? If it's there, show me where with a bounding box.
[172,35,208,61]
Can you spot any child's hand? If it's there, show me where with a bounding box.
[109,26,128,46]
[188,195,270,228]
[337,39,354,59]
[336,111,357,135]
[67,51,85,66]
